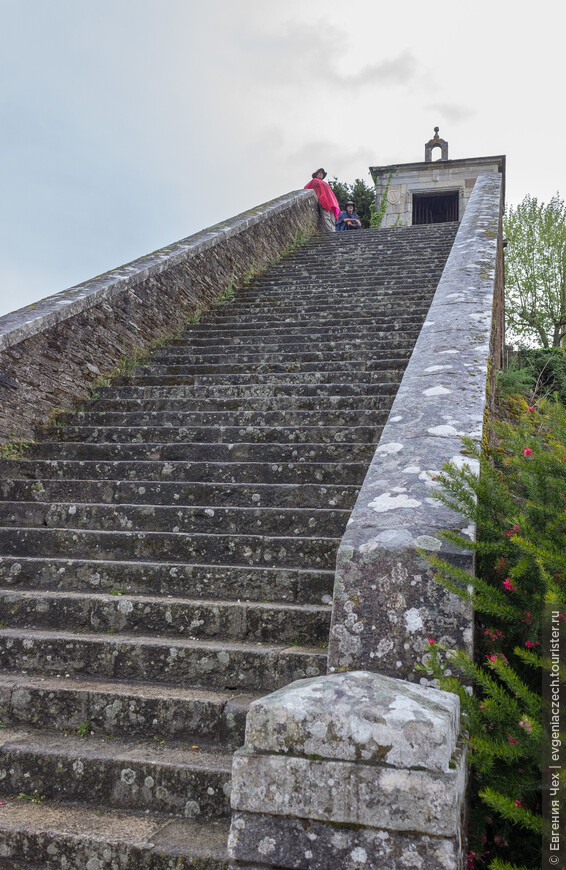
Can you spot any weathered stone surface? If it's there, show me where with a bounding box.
[230,748,466,835]
[0,728,232,817]
[243,671,459,771]
[0,673,256,749]
[328,173,504,680]
[0,629,327,690]
[229,671,466,868]
[0,801,230,869]
[229,812,462,870]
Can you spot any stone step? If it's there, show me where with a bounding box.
[62,408,389,429]
[218,271,439,287]
[87,391,397,412]
[20,440,375,464]
[114,368,410,387]
[177,311,431,335]
[0,628,327,690]
[166,316,428,338]
[226,284,443,302]
[123,355,411,379]
[237,257,451,276]
[0,727,232,818]
[112,367,406,387]
[220,271,446,289]
[95,378,404,399]
[0,528,339,569]
[132,348,418,378]
[0,501,349,538]
[147,339,420,363]
[0,479,359,509]
[0,558,334,604]
[0,458,367,486]
[210,272,444,290]
[45,423,384,445]
[140,345,417,369]
[0,589,330,644]
[0,802,230,870]
[196,299,433,321]
[0,672,256,748]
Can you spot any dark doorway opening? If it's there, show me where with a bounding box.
[412,191,459,225]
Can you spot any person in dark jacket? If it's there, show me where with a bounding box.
[336,201,362,231]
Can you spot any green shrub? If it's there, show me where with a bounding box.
[422,395,566,869]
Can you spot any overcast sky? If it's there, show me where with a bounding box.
[0,0,563,319]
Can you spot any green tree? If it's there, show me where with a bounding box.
[504,193,566,348]
[329,177,375,228]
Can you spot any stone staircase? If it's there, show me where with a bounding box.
[0,223,458,869]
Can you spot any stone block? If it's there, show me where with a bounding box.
[243,671,460,772]
[229,672,466,868]
[328,529,474,679]
[231,747,466,835]
[229,811,463,870]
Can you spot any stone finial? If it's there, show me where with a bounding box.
[425,127,448,162]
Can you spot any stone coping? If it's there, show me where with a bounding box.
[328,173,504,676]
[0,189,316,353]
[370,154,506,176]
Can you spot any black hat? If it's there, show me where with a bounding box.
[312,168,327,179]
[346,201,354,207]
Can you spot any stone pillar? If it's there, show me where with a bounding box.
[228,671,467,869]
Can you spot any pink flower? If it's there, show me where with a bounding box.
[507,734,518,744]
[524,640,535,648]
[528,406,535,412]
[519,720,533,733]
[427,638,435,646]
[488,652,508,664]
[523,448,532,456]
[503,578,518,591]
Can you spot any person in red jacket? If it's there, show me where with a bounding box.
[304,168,340,233]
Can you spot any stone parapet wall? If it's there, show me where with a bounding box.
[327,173,504,680]
[0,190,319,441]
